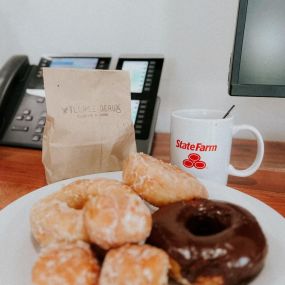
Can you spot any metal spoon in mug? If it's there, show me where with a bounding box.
[223,105,235,119]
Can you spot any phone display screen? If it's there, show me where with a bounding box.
[50,58,99,69]
[131,100,140,123]
[122,61,148,93]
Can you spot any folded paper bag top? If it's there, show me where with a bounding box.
[42,68,137,184]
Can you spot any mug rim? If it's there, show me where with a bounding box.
[171,109,233,121]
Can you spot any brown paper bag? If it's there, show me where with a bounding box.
[42,68,136,184]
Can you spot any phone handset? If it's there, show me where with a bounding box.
[0,55,30,134]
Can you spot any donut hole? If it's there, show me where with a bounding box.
[186,214,231,236]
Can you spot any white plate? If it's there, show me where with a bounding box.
[0,171,284,285]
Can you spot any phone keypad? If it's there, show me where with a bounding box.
[36,97,45,103]
[37,118,45,126]
[32,135,41,141]
[34,127,44,133]
[143,61,156,93]
[12,109,33,131]
[2,92,47,148]
[11,126,29,132]
[23,109,31,115]
[25,115,33,121]
[32,114,46,141]
[134,100,148,136]
[10,103,45,144]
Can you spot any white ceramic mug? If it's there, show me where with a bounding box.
[170,109,264,185]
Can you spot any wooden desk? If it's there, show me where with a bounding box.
[1,133,285,216]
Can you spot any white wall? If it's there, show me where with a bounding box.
[1,0,285,141]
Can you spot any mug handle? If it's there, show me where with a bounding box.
[228,125,264,177]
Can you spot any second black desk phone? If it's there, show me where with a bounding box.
[0,55,164,154]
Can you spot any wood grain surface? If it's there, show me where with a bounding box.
[1,133,285,216]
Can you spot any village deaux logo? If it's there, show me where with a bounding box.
[61,103,121,118]
[176,139,218,170]
[61,104,97,115]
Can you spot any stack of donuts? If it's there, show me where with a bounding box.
[30,153,267,285]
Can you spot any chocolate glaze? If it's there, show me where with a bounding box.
[147,199,267,285]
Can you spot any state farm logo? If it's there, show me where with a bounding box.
[183,153,206,169]
[176,140,217,151]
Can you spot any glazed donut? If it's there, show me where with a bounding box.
[30,180,91,247]
[84,183,152,250]
[123,153,208,206]
[147,199,268,285]
[32,241,100,285]
[99,244,169,285]
[30,179,96,247]
[30,178,151,248]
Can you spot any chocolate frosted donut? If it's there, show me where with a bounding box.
[147,199,267,285]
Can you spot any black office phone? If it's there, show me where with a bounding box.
[0,55,111,149]
[116,57,164,154]
[0,55,163,154]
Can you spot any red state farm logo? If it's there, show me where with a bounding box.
[183,153,206,169]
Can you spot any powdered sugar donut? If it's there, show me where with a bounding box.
[30,180,93,247]
[32,241,100,285]
[84,182,152,250]
[30,178,152,248]
[30,179,130,247]
[122,153,208,207]
[30,197,88,247]
[99,244,169,285]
